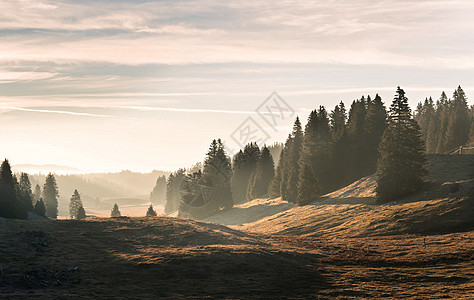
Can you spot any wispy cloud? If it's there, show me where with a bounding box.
[0,106,120,118]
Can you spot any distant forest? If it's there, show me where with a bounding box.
[157,86,473,219]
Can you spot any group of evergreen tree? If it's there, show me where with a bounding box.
[269,94,387,205]
[230,142,260,203]
[179,139,233,219]
[0,160,57,219]
[414,86,474,153]
[150,175,166,204]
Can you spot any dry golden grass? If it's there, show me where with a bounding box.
[0,217,473,299]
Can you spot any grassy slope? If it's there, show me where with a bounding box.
[0,217,473,299]
[241,154,474,237]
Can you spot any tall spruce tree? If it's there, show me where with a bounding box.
[19,173,34,212]
[0,159,26,219]
[69,189,83,219]
[445,86,470,150]
[284,117,303,202]
[347,97,369,182]
[230,142,260,203]
[43,173,59,219]
[364,94,387,173]
[330,102,351,187]
[376,87,427,203]
[267,147,284,198]
[164,169,186,213]
[247,145,275,200]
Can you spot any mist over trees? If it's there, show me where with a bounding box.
[150,175,166,204]
[247,145,275,200]
[414,86,474,153]
[231,142,260,203]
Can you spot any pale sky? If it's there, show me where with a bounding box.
[1,0,474,173]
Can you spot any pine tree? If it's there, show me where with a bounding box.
[364,94,387,173]
[284,117,303,202]
[347,97,369,181]
[330,102,351,187]
[376,87,427,203]
[435,91,450,153]
[146,204,157,217]
[19,173,34,212]
[150,175,167,204]
[43,173,59,219]
[296,164,320,206]
[69,189,83,219]
[279,134,293,199]
[34,198,46,217]
[445,86,470,150]
[111,203,121,217]
[33,184,41,205]
[247,145,275,200]
[76,205,86,220]
[230,143,260,203]
[267,147,284,198]
[0,159,26,219]
[164,169,186,213]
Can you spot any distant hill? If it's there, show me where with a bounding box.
[13,164,84,175]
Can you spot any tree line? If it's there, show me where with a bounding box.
[161,86,471,218]
[414,86,474,153]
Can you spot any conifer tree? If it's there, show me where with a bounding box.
[247,145,275,200]
[284,117,303,202]
[230,142,260,203]
[111,203,121,217]
[347,97,369,181]
[435,91,450,153]
[76,205,86,220]
[376,87,427,203]
[150,175,167,204]
[33,184,41,205]
[164,169,186,213]
[19,173,34,212]
[267,147,284,198]
[364,94,387,173]
[146,204,157,217]
[69,189,83,219]
[278,134,293,199]
[445,86,470,150]
[0,159,26,219]
[34,198,46,217]
[296,164,320,206]
[330,102,351,187]
[43,173,59,219]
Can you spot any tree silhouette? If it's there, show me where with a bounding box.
[146,204,157,217]
[69,189,83,219]
[376,87,427,203]
[34,198,46,217]
[247,145,275,200]
[43,173,59,219]
[111,203,121,217]
[76,205,86,220]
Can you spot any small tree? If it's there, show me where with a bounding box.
[69,189,83,219]
[34,198,46,217]
[33,184,42,204]
[111,203,121,217]
[76,205,86,220]
[146,204,157,217]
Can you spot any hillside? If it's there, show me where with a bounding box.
[1,217,472,298]
[204,155,474,237]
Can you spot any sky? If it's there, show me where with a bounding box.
[1,0,474,173]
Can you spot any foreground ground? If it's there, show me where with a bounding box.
[0,217,473,299]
